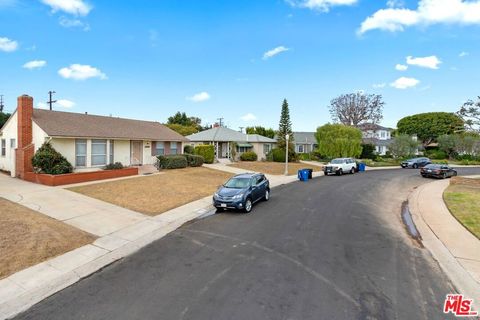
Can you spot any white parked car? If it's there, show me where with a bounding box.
[324,158,357,176]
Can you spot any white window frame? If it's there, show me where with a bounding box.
[298,144,305,153]
[156,142,165,156]
[1,139,5,157]
[10,139,16,149]
[263,143,271,154]
[75,139,87,167]
[170,142,178,155]
[91,139,107,166]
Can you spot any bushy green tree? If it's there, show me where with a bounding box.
[360,143,376,160]
[31,142,73,175]
[315,124,362,158]
[397,112,464,146]
[166,123,199,136]
[388,134,419,158]
[437,135,457,159]
[0,112,11,128]
[245,126,275,139]
[166,112,203,136]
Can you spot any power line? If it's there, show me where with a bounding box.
[217,117,224,127]
[47,91,57,110]
[0,95,4,113]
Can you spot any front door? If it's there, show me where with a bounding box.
[131,141,143,165]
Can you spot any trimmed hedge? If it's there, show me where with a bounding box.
[32,142,73,175]
[184,145,194,154]
[104,162,124,170]
[240,151,258,161]
[185,154,204,167]
[269,148,298,163]
[157,155,188,169]
[194,145,215,164]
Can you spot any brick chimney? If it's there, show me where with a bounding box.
[15,95,35,179]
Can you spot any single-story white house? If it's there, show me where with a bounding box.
[0,95,188,178]
[186,126,276,161]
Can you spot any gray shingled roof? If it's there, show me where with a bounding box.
[32,109,188,141]
[187,127,275,143]
[246,134,276,143]
[293,132,317,144]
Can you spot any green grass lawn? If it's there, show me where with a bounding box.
[432,159,480,166]
[444,184,480,239]
[359,158,401,167]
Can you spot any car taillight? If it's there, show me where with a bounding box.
[434,170,440,173]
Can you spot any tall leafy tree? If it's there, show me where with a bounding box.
[388,134,419,158]
[397,112,464,146]
[315,124,362,158]
[0,112,11,128]
[458,96,480,132]
[328,92,384,127]
[166,111,203,136]
[277,99,294,150]
[245,126,275,139]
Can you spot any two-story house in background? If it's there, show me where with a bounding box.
[358,123,394,156]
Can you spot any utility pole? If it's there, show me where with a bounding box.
[239,126,244,133]
[47,91,57,110]
[0,95,4,113]
[217,117,224,127]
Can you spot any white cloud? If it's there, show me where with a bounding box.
[22,60,47,70]
[390,77,420,89]
[263,46,290,60]
[387,0,404,8]
[395,63,408,71]
[187,91,210,102]
[57,99,75,108]
[59,16,90,31]
[0,37,18,52]
[359,0,480,34]
[240,113,257,121]
[406,55,441,69]
[41,0,91,16]
[58,64,107,80]
[459,51,469,57]
[286,0,357,12]
[372,83,386,88]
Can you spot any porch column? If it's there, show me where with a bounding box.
[227,142,230,159]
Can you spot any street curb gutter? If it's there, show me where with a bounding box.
[408,181,480,309]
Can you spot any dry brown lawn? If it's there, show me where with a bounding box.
[0,198,95,279]
[69,167,233,216]
[228,161,323,176]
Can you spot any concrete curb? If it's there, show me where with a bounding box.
[408,180,480,308]
[0,170,318,319]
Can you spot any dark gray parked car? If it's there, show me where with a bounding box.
[213,173,270,213]
[401,157,431,169]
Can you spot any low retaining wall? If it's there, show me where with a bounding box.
[24,167,139,186]
[450,176,480,188]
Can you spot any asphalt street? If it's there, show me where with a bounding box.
[14,167,480,320]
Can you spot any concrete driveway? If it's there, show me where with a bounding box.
[13,167,480,319]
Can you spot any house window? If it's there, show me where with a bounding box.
[75,139,87,167]
[171,142,178,155]
[381,131,386,138]
[237,146,249,153]
[109,140,114,164]
[1,139,5,156]
[10,139,16,148]
[263,144,271,154]
[298,145,305,153]
[155,142,165,156]
[91,139,107,166]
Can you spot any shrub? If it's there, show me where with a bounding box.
[156,155,188,169]
[298,153,311,161]
[104,162,124,170]
[426,149,447,160]
[183,145,194,154]
[360,144,376,160]
[194,145,215,164]
[270,148,298,162]
[185,154,204,167]
[240,151,258,161]
[32,142,73,175]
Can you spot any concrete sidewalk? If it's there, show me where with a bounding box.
[409,179,480,306]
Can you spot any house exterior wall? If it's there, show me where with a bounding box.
[50,138,76,167]
[251,142,275,161]
[114,140,131,165]
[32,121,47,152]
[0,111,18,176]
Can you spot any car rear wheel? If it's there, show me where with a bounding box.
[244,198,253,213]
[264,189,270,201]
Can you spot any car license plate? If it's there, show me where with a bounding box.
[220,203,227,207]
[427,170,432,172]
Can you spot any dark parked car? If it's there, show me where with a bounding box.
[420,164,457,179]
[401,157,431,169]
[213,173,270,213]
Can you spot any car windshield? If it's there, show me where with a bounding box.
[331,159,344,164]
[406,159,415,162]
[224,177,251,189]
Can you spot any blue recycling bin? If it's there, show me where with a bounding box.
[358,162,366,172]
[298,169,309,181]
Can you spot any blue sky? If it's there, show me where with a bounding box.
[1,0,479,131]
